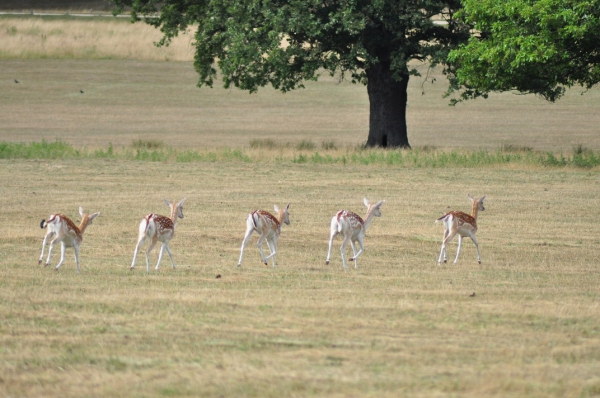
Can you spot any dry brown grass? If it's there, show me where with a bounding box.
[1,159,599,397]
[0,16,195,61]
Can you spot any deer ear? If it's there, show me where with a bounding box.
[274,205,280,213]
[89,212,100,221]
[376,200,386,208]
[480,195,486,202]
[164,198,172,207]
[468,193,474,202]
[285,203,290,211]
[79,207,85,217]
[177,198,186,207]
[363,198,370,207]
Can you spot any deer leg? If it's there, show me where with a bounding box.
[255,235,269,265]
[349,240,358,268]
[39,231,54,265]
[453,235,463,264]
[237,220,255,267]
[130,236,146,270]
[340,235,352,269]
[264,238,277,268]
[155,244,165,270]
[438,230,456,264]
[438,228,450,263]
[155,242,174,270]
[46,235,62,267]
[54,242,67,271]
[349,237,365,267]
[73,244,81,274]
[470,234,482,264]
[161,243,176,270]
[325,221,338,265]
[145,237,158,272]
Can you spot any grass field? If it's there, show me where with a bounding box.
[2,16,600,151]
[2,159,600,397]
[1,14,600,398]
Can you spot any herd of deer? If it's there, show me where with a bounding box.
[37,194,486,273]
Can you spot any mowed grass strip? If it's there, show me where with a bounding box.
[1,159,599,397]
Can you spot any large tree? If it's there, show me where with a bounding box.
[112,0,469,148]
[447,0,600,103]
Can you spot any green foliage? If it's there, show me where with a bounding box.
[447,0,600,103]
[112,0,469,92]
[110,0,471,148]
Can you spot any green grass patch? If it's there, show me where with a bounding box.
[0,139,80,159]
[295,147,600,168]
[1,140,600,168]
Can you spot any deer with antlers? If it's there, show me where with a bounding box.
[326,198,385,269]
[131,198,186,272]
[38,207,100,273]
[436,194,486,265]
[238,204,290,268]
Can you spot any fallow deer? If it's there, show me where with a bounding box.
[326,198,385,269]
[131,198,186,272]
[436,194,486,264]
[39,207,100,273]
[238,204,290,268]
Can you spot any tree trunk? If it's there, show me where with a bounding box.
[365,63,411,148]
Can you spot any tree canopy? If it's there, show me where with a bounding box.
[112,0,469,148]
[447,0,600,103]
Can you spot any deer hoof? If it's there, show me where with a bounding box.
[478,261,481,265]
[349,258,354,262]
[325,261,329,265]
